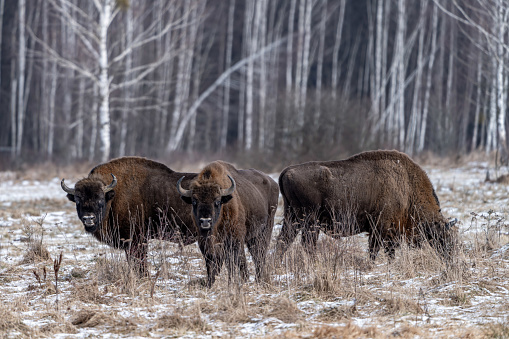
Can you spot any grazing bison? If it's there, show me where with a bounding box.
[61,157,198,272]
[276,150,457,260]
[177,161,279,287]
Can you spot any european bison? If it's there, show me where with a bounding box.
[61,156,198,272]
[276,150,457,260]
[177,161,279,287]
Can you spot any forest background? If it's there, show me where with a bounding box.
[0,0,507,171]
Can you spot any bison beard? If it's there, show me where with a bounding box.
[61,156,198,274]
[178,161,279,287]
[276,150,457,261]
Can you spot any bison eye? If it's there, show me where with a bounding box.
[215,200,221,207]
[192,200,197,206]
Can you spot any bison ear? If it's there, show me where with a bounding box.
[66,194,76,203]
[105,190,115,202]
[221,194,233,204]
[180,196,193,205]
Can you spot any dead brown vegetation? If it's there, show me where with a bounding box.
[2,162,509,337]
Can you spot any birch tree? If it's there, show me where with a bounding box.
[16,0,26,157]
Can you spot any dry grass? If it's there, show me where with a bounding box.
[2,162,509,337]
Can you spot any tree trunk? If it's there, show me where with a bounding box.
[418,4,438,153]
[395,0,406,148]
[496,2,507,161]
[220,0,235,150]
[406,1,426,155]
[48,28,57,158]
[245,0,255,151]
[472,58,483,151]
[89,83,99,162]
[10,57,17,158]
[331,0,346,99]
[16,0,26,156]
[257,0,268,150]
[98,0,112,162]
[283,0,297,148]
[314,0,327,126]
[119,4,133,157]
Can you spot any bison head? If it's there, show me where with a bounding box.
[177,175,235,231]
[61,174,117,233]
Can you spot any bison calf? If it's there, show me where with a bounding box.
[177,161,279,287]
[61,156,198,273]
[276,150,457,260]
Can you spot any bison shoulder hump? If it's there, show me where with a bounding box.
[319,166,333,181]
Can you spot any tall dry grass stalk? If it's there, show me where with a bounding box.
[20,215,50,264]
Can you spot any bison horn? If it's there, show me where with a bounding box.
[102,174,117,193]
[177,176,192,197]
[61,178,75,195]
[221,175,236,196]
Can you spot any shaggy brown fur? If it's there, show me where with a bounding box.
[276,150,456,260]
[178,161,279,287]
[62,157,197,272]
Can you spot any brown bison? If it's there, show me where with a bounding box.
[61,156,198,272]
[276,150,457,260]
[177,161,279,287]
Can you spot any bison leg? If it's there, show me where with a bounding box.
[275,214,301,258]
[368,232,382,261]
[225,239,248,285]
[125,241,148,276]
[301,222,320,256]
[384,241,396,260]
[247,235,271,283]
[204,253,224,288]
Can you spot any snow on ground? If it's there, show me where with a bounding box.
[1,161,509,337]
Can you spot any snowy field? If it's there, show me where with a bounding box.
[1,161,509,338]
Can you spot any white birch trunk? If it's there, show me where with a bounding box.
[48,28,57,158]
[257,0,268,150]
[418,4,438,152]
[331,0,346,99]
[168,1,190,150]
[496,2,507,158]
[373,0,383,122]
[245,0,255,151]
[284,0,297,146]
[396,0,406,148]
[158,1,175,148]
[16,0,26,156]
[76,79,85,158]
[98,0,112,162]
[266,0,281,152]
[444,11,456,136]
[298,0,313,131]
[294,0,306,119]
[40,0,48,152]
[343,31,362,98]
[186,3,202,152]
[364,1,374,98]
[89,83,98,161]
[119,5,133,157]
[220,0,235,150]
[487,69,498,153]
[472,58,483,151]
[61,0,74,156]
[406,2,426,154]
[380,0,391,141]
[10,58,16,157]
[315,0,327,125]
